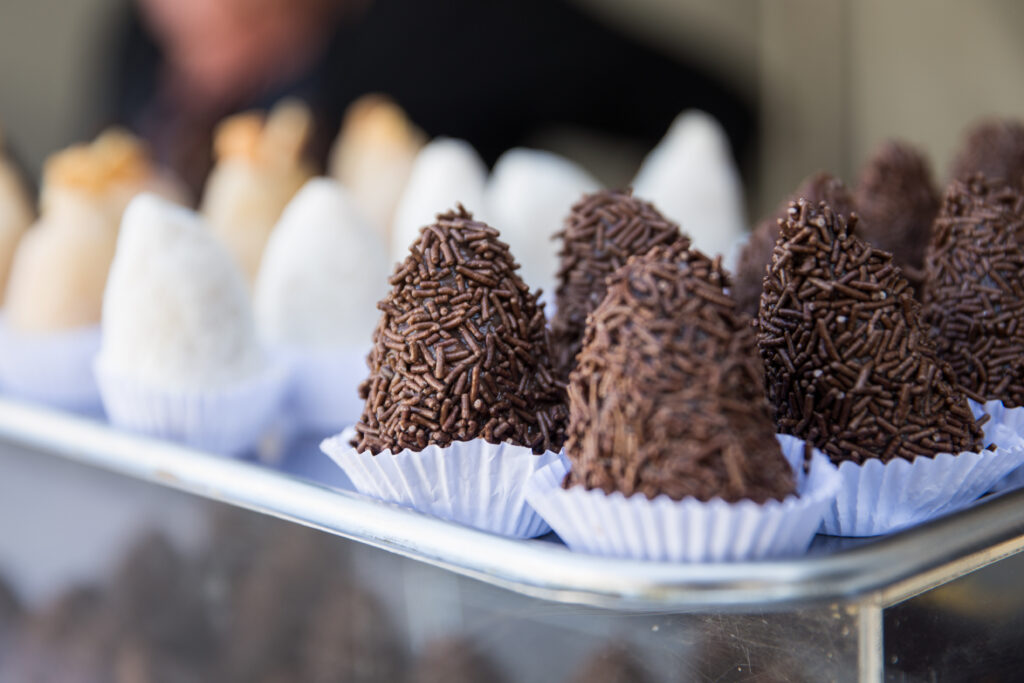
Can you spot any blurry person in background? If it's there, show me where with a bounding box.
[108,0,755,196]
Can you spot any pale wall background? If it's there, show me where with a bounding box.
[1,0,1023,218]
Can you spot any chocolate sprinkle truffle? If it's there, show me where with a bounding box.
[949,118,1024,188]
[854,141,940,273]
[735,173,856,316]
[758,200,984,464]
[550,189,685,378]
[564,243,796,503]
[353,206,567,454]
[409,638,506,683]
[569,646,649,683]
[921,176,1024,407]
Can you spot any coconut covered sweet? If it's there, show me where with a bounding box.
[949,118,1024,188]
[921,176,1024,407]
[550,189,685,379]
[734,172,855,317]
[0,126,34,303]
[758,200,984,464]
[254,178,389,348]
[564,244,796,503]
[854,141,940,273]
[352,206,566,455]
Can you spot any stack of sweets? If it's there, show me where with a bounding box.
[949,118,1024,188]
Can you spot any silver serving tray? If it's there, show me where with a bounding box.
[2,396,1022,612]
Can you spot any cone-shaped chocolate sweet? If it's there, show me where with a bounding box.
[854,141,940,273]
[353,206,566,454]
[565,244,795,503]
[550,189,686,379]
[921,176,1024,407]
[735,173,856,316]
[950,118,1024,188]
[409,638,506,683]
[758,200,984,464]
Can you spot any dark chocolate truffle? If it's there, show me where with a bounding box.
[734,173,856,316]
[564,243,796,503]
[921,176,1024,407]
[550,189,686,378]
[569,646,648,683]
[408,638,505,683]
[758,200,984,464]
[353,205,566,454]
[949,118,1024,188]
[854,141,940,273]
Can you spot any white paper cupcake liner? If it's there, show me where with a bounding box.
[94,357,290,456]
[0,318,103,412]
[523,435,839,562]
[970,399,1024,494]
[821,410,1024,536]
[279,346,368,436]
[321,428,560,538]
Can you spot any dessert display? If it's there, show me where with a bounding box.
[550,189,685,379]
[322,206,566,536]
[758,199,1023,535]
[0,125,34,303]
[527,244,839,560]
[631,110,746,259]
[733,172,855,316]
[390,138,487,264]
[921,176,1024,407]
[485,148,600,299]
[96,194,287,454]
[949,118,1024,188]
[328,94,425,244]
[410,638,506,683]
[201,99,315,283]
[854,141,940,276]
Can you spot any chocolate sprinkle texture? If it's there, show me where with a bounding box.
[735,173,856,316]
[564,243,796,503]
[949,118,1024,189]
[550,189,686,379]
[922,176,1024,407]
[854,141,939,273]
[758,199,984,465]
[352,206,567,455]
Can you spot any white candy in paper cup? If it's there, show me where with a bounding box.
[281,346,368,436]
[0,318,102,412]
[970,399,1024,494]
[524,435,839,562]
[321,427,560,538]
[821,410,1024,536]
[94,357,290,455]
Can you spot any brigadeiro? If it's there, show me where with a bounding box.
[734,172,855,316]
[409,638,506,683]
[569,646,649,683]
[949,118,1024,188]
[854,141,940,276]
[527,243,839,562]
[549,189,685,379]
[321,206,566,538]
[758,199,1024,536]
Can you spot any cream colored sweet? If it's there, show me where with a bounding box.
[255,177,389,349]
[0,127,34,303]
[328,95,424,245]
[100,194,265,390]
[485,148,599,295]
[390,137,487,264]
[202,99,315,284]
[631,110,746,259]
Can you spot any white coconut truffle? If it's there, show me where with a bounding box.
[390,137,487,264]
[631,110,746,259]
[0,132,34,303]
[255,178,389,349]
[485,148,599,295]
[100,194,265,390]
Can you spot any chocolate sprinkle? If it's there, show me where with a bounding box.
[922,176,1024,407]
[353,205,567,454]
[854,141,940,274]
[758,199,984,464]
[550,189,686,379]
[950,118,1024,188]
[735,173,856,316]
[564,243,796,503]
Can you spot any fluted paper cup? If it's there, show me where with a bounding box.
[970,399,1024,494]
[95,357,290,455]
[821,412,1024,536]
[280,346,367,436]
[0,318,102,412]
[524,435,839,562]
[321,427,559,538]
